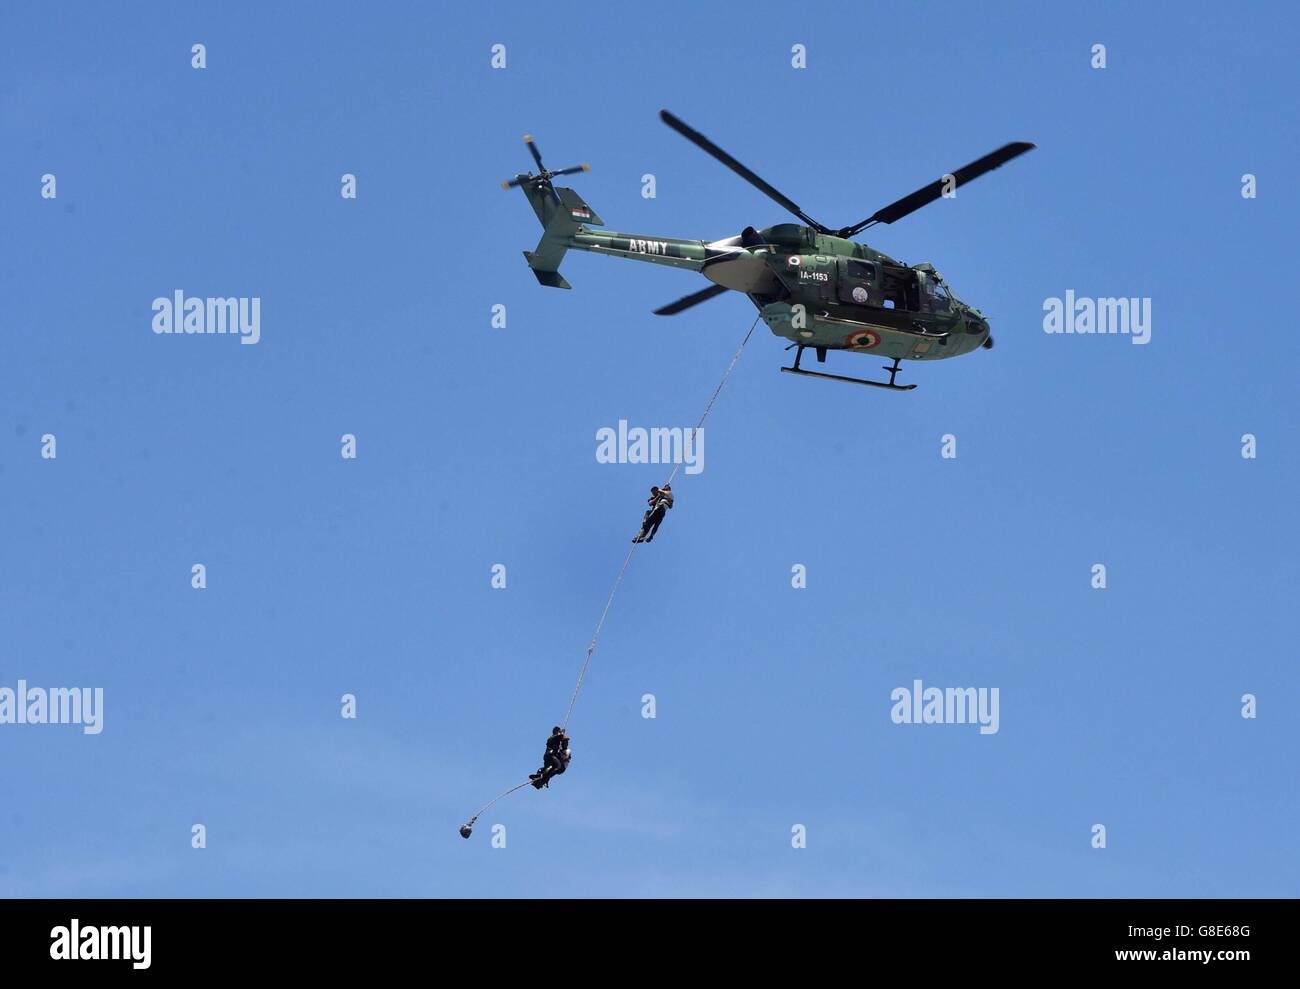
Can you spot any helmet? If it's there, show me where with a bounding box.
[552,726,563,734]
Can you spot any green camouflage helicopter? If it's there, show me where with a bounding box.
[504,110,1034,391]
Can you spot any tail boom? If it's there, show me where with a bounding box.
[514,180,706,287]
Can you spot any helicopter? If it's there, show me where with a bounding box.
[503,110,1034,391]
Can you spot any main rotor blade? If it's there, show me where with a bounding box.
[523,134,545,170]
[660,110,830,234]
[652,283,729,316]
[838,141,1036,237]
[549,164,591,177]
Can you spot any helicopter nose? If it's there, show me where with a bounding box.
[964,313,993,350]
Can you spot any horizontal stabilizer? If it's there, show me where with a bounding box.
[523,250,572,289]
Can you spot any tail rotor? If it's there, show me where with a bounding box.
[502,135,589,202]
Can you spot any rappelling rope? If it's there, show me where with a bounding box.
[562,541,638,730]
[661,314,760,490]
[461,779,534,835]
[461,313,761,837]
[563,312,759,728]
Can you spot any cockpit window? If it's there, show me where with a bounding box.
[920,274,951,313]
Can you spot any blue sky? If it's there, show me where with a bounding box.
[1,1,1296,897]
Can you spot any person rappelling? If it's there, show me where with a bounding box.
[633,484,673,544]
[529,726,572,788]
[461,316,758,841]
[459,726,574,837]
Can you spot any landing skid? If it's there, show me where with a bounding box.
[780,345,917,391]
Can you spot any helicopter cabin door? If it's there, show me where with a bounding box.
[878,264,920,312]
[836,258,878,307]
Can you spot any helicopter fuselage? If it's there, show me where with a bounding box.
[506,115,1031,388]
[565,222,991,363]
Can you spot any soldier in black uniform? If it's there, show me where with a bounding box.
[633,484,673,544]
[530,726,571,788]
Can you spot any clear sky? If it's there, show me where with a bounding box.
[2,2,1296,898]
